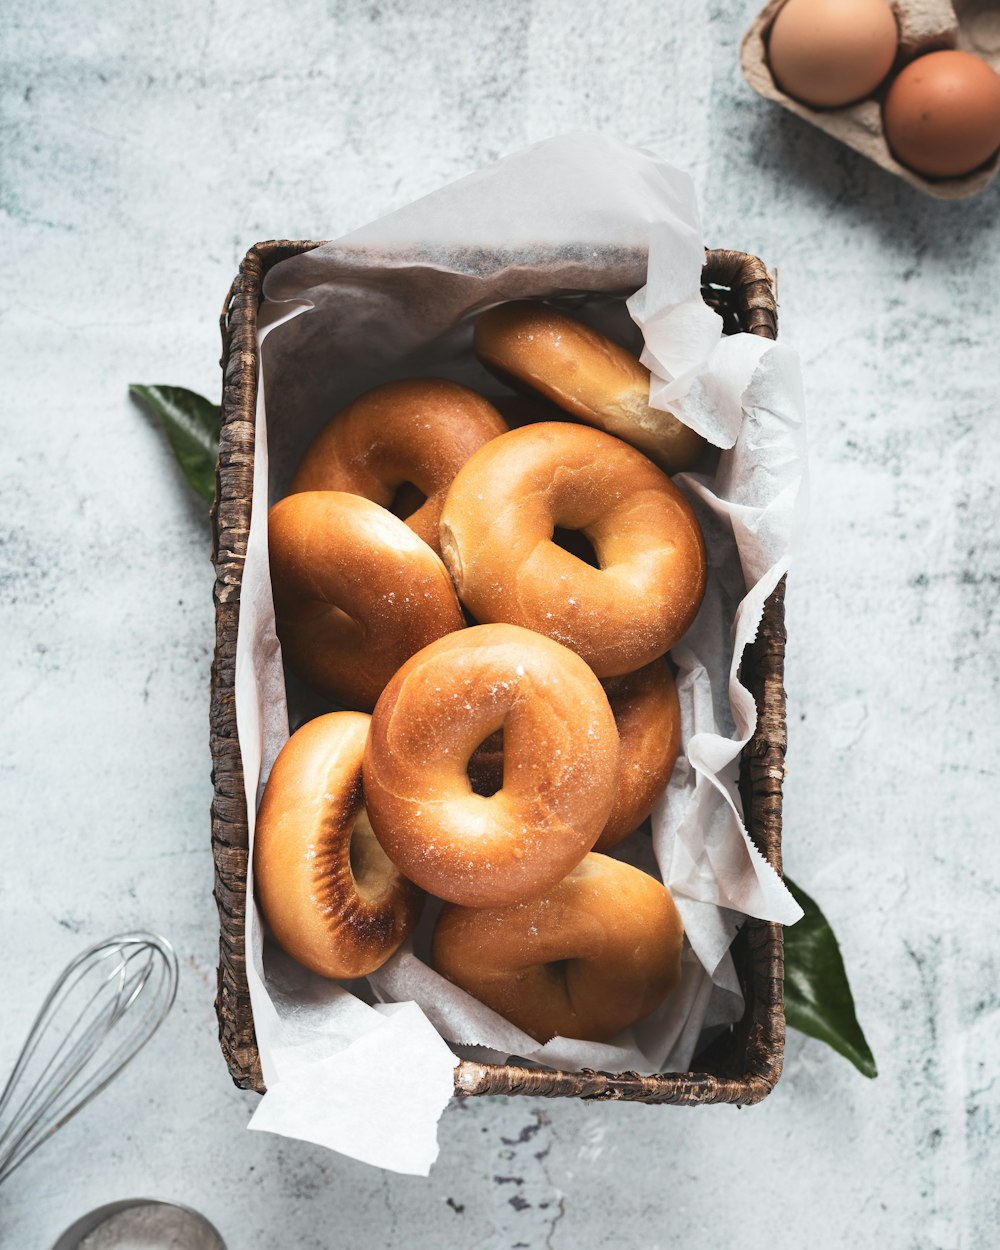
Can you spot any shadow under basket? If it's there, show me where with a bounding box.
[210,243,787,1106]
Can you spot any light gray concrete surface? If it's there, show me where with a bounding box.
[2,1,999,1247]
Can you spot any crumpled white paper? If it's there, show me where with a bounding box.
[234,132,806,1176]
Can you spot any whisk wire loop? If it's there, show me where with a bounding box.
[0,932,178,1185]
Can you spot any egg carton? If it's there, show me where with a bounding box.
[741,0,1000,200]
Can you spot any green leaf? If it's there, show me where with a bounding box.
[783,875,877,1078]
[130,384,220,503]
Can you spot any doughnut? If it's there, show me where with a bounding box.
[439,423,707,678]
[289,379,509,558]
[432,853,684,1043]
[467,657,682,851]
[473,301,705,472]
[362,623,620,908]
[268,491,465,711]
[254,712,424,980]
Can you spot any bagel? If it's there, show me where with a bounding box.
[432,853,684,1043]
[439,423,707,677]
[268,491,465,711]
[362,624,620,908]
[474,301,705,471]
[254,712,424,980]
[468,657,681,850]
[594,658,681,850]
[289,379,509,558]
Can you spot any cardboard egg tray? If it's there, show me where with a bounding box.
[741,0,1000,200]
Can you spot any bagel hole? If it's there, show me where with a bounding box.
[321,602,364,647]
[545,959,571,986]
[467,728,504,797]
[349,807,396,900]
[552,526,600,568]
[389,481,427,523]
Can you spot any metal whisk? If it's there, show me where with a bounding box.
[0,932,178,1185]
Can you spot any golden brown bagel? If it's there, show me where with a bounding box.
[439,423,707,678]
[474,301,705,472]
[254,712,424,980]
[289,379,509,558]
[432,853,684,1043]
[268,491,465,711]
[363,624,620,908]
[468,657,682,849]
[595,658,681,850]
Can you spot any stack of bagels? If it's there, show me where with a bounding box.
[255,300,708,1046]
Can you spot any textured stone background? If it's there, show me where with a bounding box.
[2,2,999,1247]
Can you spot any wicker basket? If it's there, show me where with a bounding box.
[210,244,786,1105]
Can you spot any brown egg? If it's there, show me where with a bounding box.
[768,0,898,108]
[883,50,1000,178]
